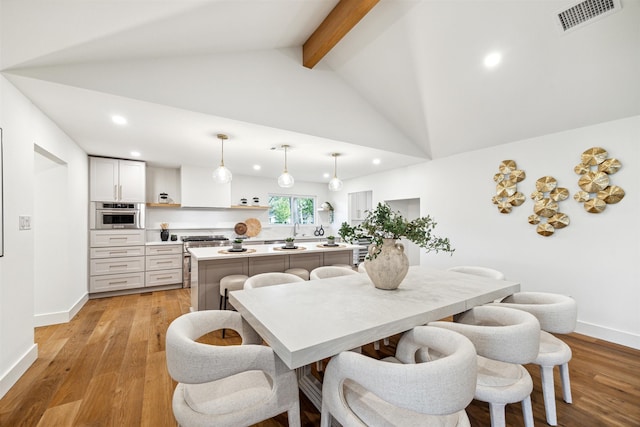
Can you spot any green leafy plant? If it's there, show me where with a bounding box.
[285,237,295,242]
[326,235,335,240]
[339,202,454,259]
[233,239,243,244]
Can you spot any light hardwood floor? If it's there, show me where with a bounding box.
[1,288,639,426]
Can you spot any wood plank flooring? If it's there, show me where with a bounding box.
[1,288,639,426]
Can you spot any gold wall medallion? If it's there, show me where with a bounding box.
[529,176,570,237]
[573,147,624,213]
[492,160,526,214]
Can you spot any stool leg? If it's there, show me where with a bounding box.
[222,289,228,338]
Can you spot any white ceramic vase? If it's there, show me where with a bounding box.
[364,238,409,290]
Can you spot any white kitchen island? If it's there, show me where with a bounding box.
[189,242,360,311]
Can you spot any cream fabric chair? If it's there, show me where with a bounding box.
[430,306,540,427]
[165,310,300,427]
[320,326,478,427]
[448,265,506,280]
[243,272,305,289]
[309,265,359,280]
[489,292,577,426]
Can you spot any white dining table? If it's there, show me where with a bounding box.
[229,265,520,409]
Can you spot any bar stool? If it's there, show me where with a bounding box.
[285,268,310,280]
[219,274,249,310]
[219,274,248,338]
[332,264,354,270]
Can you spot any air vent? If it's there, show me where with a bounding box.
[555,0,622,33]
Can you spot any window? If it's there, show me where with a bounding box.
[268,195,315,225]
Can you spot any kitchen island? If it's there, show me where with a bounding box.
[189,242,361,310]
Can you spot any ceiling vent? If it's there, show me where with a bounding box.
[555,0,622,33]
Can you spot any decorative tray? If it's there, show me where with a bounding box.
[219,248,256,254]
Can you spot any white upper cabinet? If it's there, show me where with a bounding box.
[180,165,231,208]
[90,157,146,202]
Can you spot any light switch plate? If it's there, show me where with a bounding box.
[19,215,32,230]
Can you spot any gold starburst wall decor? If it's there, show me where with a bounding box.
[573,147,624,213]
[528,176,570,237]
[492,160,526,214]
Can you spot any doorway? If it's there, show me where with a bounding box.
[385,198,420,266]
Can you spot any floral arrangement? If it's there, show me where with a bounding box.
[160,223,169,230]
[339,202,454,259]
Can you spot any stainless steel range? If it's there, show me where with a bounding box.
[182,235,230,288]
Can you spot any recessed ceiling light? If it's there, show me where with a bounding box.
[323,173,330,179]
[483,52,502,68]
[372,158,381,165]
[112,115,127,125]
[130,151,141,157]
[253,164,261,170]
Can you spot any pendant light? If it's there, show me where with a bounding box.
[212,133,232,184]
[328,153,343,191]
[277,144,295,188]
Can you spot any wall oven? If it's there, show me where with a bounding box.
[90,202,145,229]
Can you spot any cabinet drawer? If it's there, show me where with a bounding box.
[145,269,182,287]
[89,272,145,293]
[90,230,145,247]
[90,256,145,276]
[146,245,182,256]
[146,254,182,271]
[90,246,145,258]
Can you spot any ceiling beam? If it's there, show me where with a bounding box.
[303,0,379,69]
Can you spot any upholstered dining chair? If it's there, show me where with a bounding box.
[320,326,478,427]
[430,305,540,427]
[489,292,577,426]
[243,272,305,289]
[309,265,359,280]
[165,310,300,427]
[448,265,506,280]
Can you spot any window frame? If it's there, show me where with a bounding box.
[267,194,317,226]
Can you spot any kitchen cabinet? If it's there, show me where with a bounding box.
[90,156,146,202]
[349,190,372,223]
[89,230,146,294]
[145,244,183,287]
[180,165,231,208]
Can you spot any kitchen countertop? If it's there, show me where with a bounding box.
[189,242,361,261]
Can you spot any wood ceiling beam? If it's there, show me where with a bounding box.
[303,0,379,69]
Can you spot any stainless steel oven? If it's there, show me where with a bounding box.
[182,235,230,288]
[90,202,145,229]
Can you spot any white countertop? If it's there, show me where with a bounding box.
[189,242,360,261]
[146,241,182,246]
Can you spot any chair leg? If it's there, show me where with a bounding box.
[288,402,301,427]
[488,402,506,427]
[320,403,332,427]
[540,365,558,426]
[374,340,380,350]
[383,337,389,346]
[522,395,534,427]
[559,362,572,403]
[316,360,323,372]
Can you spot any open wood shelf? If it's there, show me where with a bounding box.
[146,203,181,208]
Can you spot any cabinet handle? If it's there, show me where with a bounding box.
[109,264,128,268]
[156,261,172,264]
[156,248,173,252]
[109,250,127,254]
[114,185,118,200]
[155,276,172,280]
[108,280,128,285]
[118,185,122,201]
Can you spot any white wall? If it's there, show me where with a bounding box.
[145,171,340,240]
[0,76,89,398]
[339,116,639,349]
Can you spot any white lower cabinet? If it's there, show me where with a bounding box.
[145,244,182,287]
[90,272,145,293]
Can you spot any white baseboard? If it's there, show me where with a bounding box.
[33,293,88,327]
[576,320,640,350]
[0,344,38,399]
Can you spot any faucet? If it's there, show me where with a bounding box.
[293,222,299,237]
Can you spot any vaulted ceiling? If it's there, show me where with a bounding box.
[2,0,639,183]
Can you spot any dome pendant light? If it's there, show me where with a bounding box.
[328,153,343,191]
[277,144,295,188]
[212,133,232,184]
